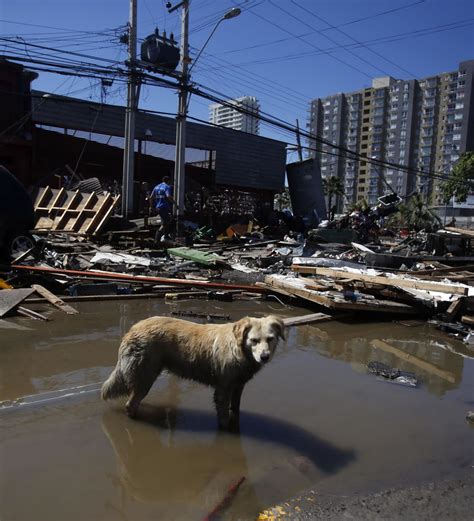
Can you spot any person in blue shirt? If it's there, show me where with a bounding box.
[149,175,175,242]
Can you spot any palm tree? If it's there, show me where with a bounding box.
[399,193,441,232]
[347,197,370,213]
[323,176,345,220]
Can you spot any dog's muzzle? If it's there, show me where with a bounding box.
[260,352,270,363]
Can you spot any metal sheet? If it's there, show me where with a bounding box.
[286,159,327,223]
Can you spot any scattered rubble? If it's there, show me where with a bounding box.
[367,361,418,387]
[0,186,472,353]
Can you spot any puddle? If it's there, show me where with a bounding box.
[1,299,473,520]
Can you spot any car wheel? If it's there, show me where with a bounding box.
[8,232,36,262]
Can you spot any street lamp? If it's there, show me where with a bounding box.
[188,8,241,75]
[172,4,241,230]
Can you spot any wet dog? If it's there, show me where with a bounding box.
[101,315,285,430]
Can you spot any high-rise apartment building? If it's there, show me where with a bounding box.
[307,60,474,210]
[209,96,260,134]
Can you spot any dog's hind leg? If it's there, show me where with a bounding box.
[214,387,231,431]
[125,362,163,419]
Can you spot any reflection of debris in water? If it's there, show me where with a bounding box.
[367,361,418,387]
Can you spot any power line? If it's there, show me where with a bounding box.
[180,80,450,182]
[2,40,454,184]
[289,0,417,78]
[268,0,395,78]
[199,18,474,69]
[229,0,375,79]
[213,0,426,58]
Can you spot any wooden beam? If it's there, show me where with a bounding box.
[264,275,418,314]
[282,312,336,327]
[445,297,463,322]
[461,315,474,326]
[17,306,49,321]
[370,339,456,383]
[31,285,79,314]
[444,226,474,238]
[292,266,469,295]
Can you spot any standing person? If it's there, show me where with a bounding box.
[150,175,175,242]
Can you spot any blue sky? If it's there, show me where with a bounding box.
[1,0,473,157]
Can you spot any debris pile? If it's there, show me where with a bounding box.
[0,181,472,352]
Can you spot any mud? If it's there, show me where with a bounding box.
[1,299,473,520]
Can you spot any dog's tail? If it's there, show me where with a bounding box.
[101,363,128,401]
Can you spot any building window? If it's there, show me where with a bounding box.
[455,102,464,109]
[453,134,461,141]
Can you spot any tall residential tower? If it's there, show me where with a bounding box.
[209,96,260,134]
[307,59,474,210]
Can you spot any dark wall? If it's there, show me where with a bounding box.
[31,91,287,191]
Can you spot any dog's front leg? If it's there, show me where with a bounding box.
[214,387,231,430]
[229,384,244,432]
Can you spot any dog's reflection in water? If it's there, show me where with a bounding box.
[101,403,261,520]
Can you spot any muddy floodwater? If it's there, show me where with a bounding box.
[1,298,473,520]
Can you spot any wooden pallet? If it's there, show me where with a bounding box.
[33,186,120,236]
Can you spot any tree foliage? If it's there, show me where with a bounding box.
[398,193,441,232]
[347,197,369,213]
[441,152,474,203]
[323,176,345,219]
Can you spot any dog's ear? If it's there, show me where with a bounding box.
[233,317,252,347]
[268,316,286,341]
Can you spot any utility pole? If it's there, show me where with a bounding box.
[295,119,303,162]
[121,0,138,217]
[170,0,190,225]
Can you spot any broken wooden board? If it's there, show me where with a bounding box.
[282,312,337,327]
[461,315,474,326]
[167,247,227,266]
[31,285,79,315]
[445,297,464,322]
[17,306,49,321]
[264,275,418,314]
[444,226,474,238]
[0,288,35,318]
[32,186,120,236]
[292,266,469,296]
[370,339,456,383]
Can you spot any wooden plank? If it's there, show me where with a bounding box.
[264,275,418,314]
[17,306,49,321]
[70,192,98,232]
[444,226,474,238]
[34,186,52,209]
[461,315,474,326]
[282,312,335,327]
[13,244,38,264]
[93,194,120,235]
[31,285,79,314]
[445,297,463,322]
[83,193,112,234]
[49,187,67,216]
[0,288,36,318]
[292,266,469,296]
[370,339,456,383]
[165,291,211,300]
[54,190,81,230]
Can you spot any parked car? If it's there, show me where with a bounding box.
[0,165,36,261]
